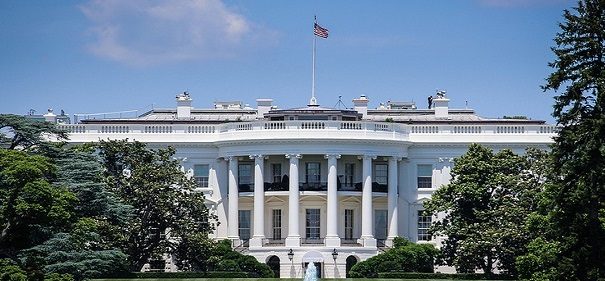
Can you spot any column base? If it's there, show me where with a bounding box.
[357,236,377,247]
[385,237,397,247]
[325,236,341,247]
[227,236,241,248]
[285,236,301,247]
[249,236,265,247]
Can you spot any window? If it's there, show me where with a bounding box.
[238,163,253,185]
[238,210,251,240]
[305,209,320,239]
[272,163,282,183]
[344,163,355,187]
[374,164,388,185]
[375,210,388,240]
[417,164,432,189]
[193,164,209,187]
[344,209,354,240]
[417,210,432,241]
[306,162,321,184]
[272,209,282,240]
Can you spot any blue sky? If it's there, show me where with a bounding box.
[0,0,574,123]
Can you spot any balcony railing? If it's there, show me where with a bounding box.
[57,121,558,136]
[239,181,389,193]
[301,238,325,245]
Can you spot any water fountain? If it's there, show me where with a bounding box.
[303,262,318,281]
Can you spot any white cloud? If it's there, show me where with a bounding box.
[81,0,274,66]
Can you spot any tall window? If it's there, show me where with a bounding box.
[305,209,320,239]
[306,162,320,184]
[193,164,209,187]
[417,210,432,241]
[238,163,253,185]
[272,163,282,183]
[417,164,432,189]
[344,209,354,240]
[375,210,388,240]
[238,210,251,241]
[344,163,355,187]
[374,164,388,185]
[272,209,282,240]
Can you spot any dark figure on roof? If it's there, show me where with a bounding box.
[428,96,433,109]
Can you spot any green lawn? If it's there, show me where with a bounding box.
[93,279,507,281]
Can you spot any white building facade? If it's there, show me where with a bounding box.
[56,93,556,278]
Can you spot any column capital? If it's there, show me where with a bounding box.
[285,153,303,159]
[389,156,403,162]
[223,156,238,162]
[249,154,267,160]
[324,154,341,160]
[358,155,377,160]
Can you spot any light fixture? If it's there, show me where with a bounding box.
[332,248,338,261]
[288,249,294,261]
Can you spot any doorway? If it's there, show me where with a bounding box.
[267,255,280,278]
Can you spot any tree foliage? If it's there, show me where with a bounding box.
[524,0,605,280]
[348,237,438,278]
[96,139,217,271]
[424,144,548,275]
[0,149,76,259]
[0,114,67,151]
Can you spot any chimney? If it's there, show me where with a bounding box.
[256,98,273,119]
[352,95,369,119]
[433,90,449,119]
[176,92,193,119]
[43,108,57,123]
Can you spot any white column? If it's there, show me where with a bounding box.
[359,155,377,247]
[227,156,239,241]
[325,154,341,247]
[285,154,302,247]
[250,155,265,247]
[386,156,400,246]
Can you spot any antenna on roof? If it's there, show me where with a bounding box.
[334,95,348,109]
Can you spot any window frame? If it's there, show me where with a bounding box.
[417,210,432,241]
[193,164,210,188]
[417,164,433,189]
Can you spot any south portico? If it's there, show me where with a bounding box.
[217,141,407,250]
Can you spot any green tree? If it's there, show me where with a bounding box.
[424,144,545,275]
[96,139,217,271]
[0,149,76,259]
[525,0,605,279]
[0,114,67,151]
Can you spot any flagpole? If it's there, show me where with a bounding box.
[311,16,317,106]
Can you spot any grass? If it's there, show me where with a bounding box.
[92,279,504,281]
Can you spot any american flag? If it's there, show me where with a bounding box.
[314,23,329,38]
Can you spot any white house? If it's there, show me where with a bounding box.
[54,92,556,278]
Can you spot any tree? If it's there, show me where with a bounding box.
[424,144,545,276]
[528,1,605,279]
[18,147,133,281]
[0,114,67,151]
[96,139,217,271]
[0,149,76,259]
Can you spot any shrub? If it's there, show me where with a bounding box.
[43,273,74,281]
[0,258,27,281]
[348,237,439,278]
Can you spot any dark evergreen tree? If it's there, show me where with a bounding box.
[528,0,605,279]
[0,114,67,151]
